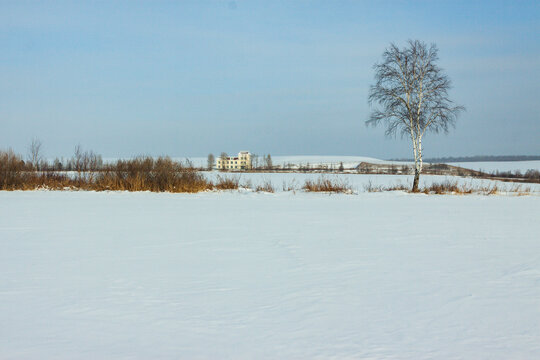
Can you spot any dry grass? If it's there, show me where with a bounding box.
[421,181,534,195]
[422,181,470,195]
[94,157,212,193]
[303,176,352,193]
[508,184,532,196]
[0,150,78,190]
[255,179,275,193]
[363,180,409,192]
[362,179,535,196]
[213,175,240,190]
[1,151,213,193]
[421,181,497,195]
[282,179,298,192]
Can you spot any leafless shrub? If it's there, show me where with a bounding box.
[0,149,29,189]
[508,184,532,196]
[363,180,408,192]
[425,181,461,194]
[384,183,410,192]
[363,180,383,192]
[214,175,240,190]
[418,181,504,195]
[524,169,540,180]
[282,179,298,192]
[361,179,529,196]
[95,156,211,193]
[485,184,498,196]
[0,149,77,190]
[242,178,253,190]
[303,176,352,193]
[256,179,275,193]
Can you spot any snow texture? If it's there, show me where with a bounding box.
[205,172,540,194]
[1,186,539,359]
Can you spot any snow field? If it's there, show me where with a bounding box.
[1,190,539,359]
[207,172,540,194]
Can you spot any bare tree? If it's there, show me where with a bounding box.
[264,154,273,170]
[53,157,64,171]
[207,153,215,171]
[367,40,464,191]
[73,144,84,175]
[72,144,102,180]
[219,152,228,171]
[27,138,43,170]
[251,154,260,169]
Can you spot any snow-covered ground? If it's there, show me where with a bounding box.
[206,172,540,193]
[1,187,539,359]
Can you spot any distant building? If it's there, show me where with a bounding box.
[216,151,252,170]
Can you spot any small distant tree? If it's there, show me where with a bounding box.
[71,144,102,181]
[53,158,63,171]
[219,152,228,171]
[73,144,84,174]
[265,154,273,170]
[251,154,260,169]
[27,138,43,171]
[338,162,344,172]
[207,153,215,170]
[367,40,464,191]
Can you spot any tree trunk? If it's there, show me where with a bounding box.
[412,167,420,192]
[411,135,423,192]
[410,133,421,192]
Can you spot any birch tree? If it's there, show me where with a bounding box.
[367,40,464,191]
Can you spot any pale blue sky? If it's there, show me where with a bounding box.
[1,0,539,158]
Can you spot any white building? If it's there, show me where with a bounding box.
[216,151,252,170]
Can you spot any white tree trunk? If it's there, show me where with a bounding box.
[411,131,421,192]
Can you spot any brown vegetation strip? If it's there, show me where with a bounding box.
[364,180,533,196]
[1,151,217,193]
[1,150,536,195]
[302,176,352,193]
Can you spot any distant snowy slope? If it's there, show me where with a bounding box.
[103,156,540,173]
[447,161,540,173]
[271,155,395,168]
[182,155,404,169]
[173,155,401,169]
